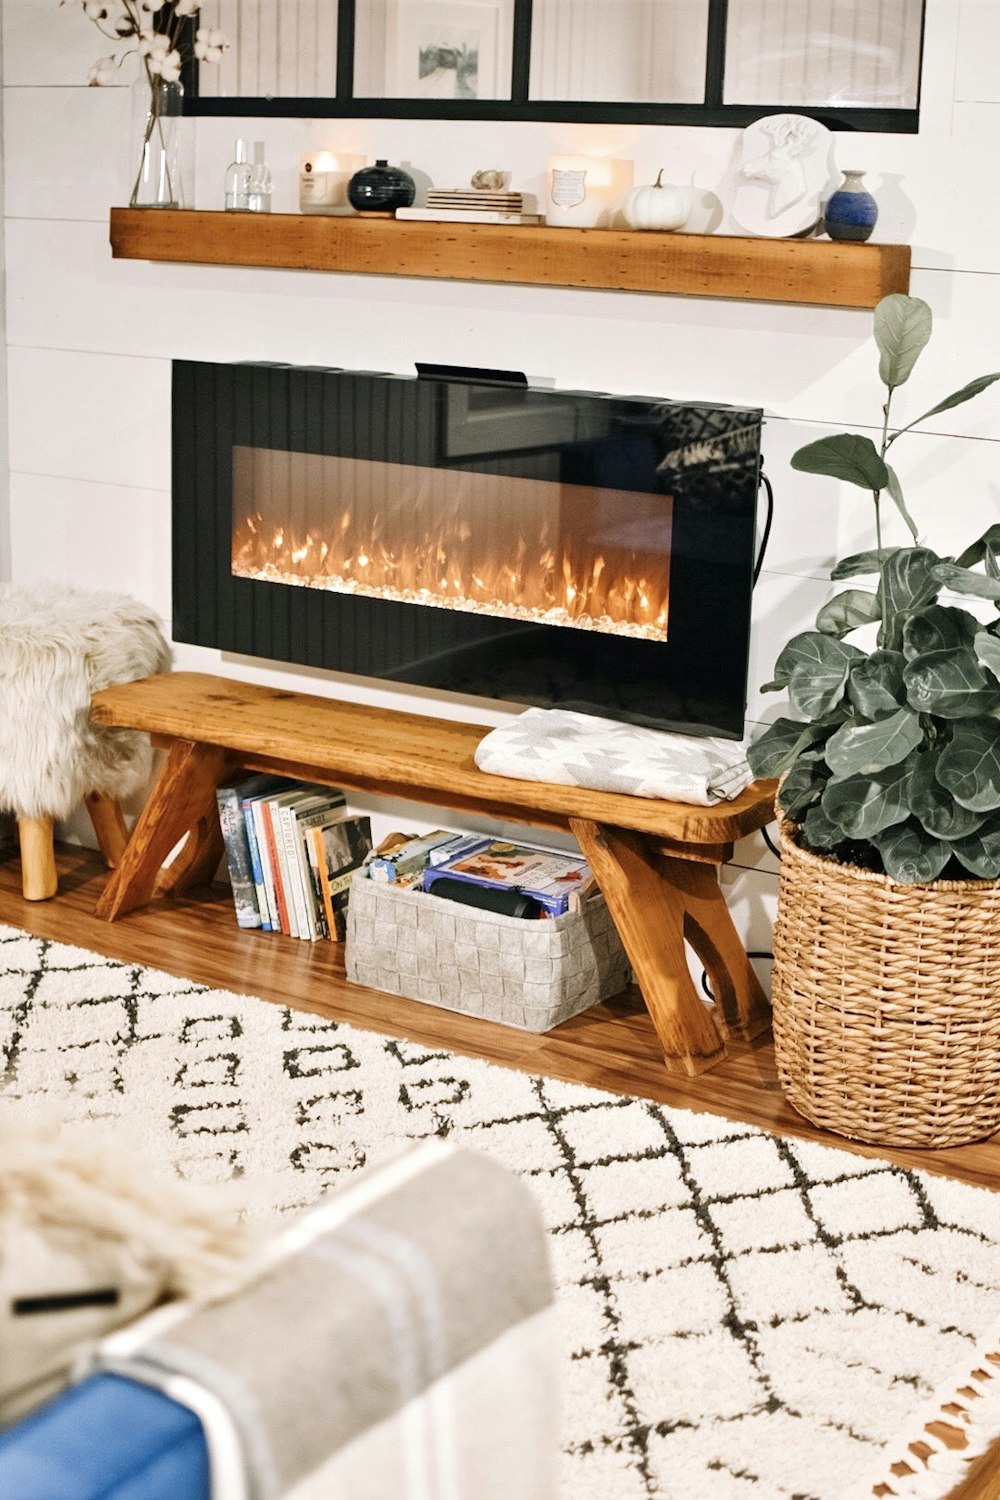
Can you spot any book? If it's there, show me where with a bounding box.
[241,776,295,931]
[422,838,592,916]
[287,789,348,938]
[395,207,542,225]
[312,815,373,940]
[259,788,305,935]
[216,776,265,929]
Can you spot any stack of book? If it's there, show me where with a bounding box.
[396,188,541,226]
[216,775,372,940]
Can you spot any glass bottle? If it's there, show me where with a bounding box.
[224,139,253,212]
[247,141,272,214]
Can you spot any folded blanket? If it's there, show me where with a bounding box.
[85,1142,557,1500]
[474,708,753,806]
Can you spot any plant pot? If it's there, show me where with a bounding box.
[772,819,1000,1148]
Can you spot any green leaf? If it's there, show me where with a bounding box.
[902,604,979,659]
[955,524,1000,570]
[877,547,943,648]
[825,706,924,777]
[846,650,906,718]
[975,629,1000,684]
[903,647,998,718]
[821,760,912,838]
[768,631,865,689]
[815,589,881,638]
[906,372,1000,430]
[831,548,896,581]
[874,294,932,389]
[930,563,1000,602]
[791,433,890,491]
[936,717,1000,811]
[746,717,821,778]
[800,803,845,854]
[908,746,986,840]
[951,816,1000,879]
[872,819,952,884]
[883,462,919,544]
[777,761,828,821]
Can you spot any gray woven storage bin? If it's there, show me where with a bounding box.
[346,871,631,1031]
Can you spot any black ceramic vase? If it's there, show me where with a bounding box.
[347,159,416,213]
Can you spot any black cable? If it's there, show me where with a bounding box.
[700,952,774,1001]
[762,824,782,860]
[753,468,774,586]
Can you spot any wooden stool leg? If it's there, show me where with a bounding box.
[571,818,726,1077]
[96,739,236,921]
[658,856,772,1042]
[85,791,130,870]
[18,815,57,901]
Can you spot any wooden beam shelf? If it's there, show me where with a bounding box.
[109,207,910,309]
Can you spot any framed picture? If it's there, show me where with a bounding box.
[385,1,500,100]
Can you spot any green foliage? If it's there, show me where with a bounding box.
[748,294,1000,884]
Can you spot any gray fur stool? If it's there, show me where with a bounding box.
[0,583,171,900]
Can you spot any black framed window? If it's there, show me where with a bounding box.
[183,0,924,132]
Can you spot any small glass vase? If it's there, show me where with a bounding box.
[823,169,878,243]
[129,75,192,209]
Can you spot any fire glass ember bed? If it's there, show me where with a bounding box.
[172,361,763,738]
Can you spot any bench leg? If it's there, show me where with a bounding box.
[571,818,727,1077]
[658,855,772,1042]
[85,791,130,870]
[96,740,236,921]
[18,815,57,901]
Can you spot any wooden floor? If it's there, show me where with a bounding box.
[2,839,999,1192]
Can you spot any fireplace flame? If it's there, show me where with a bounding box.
[229,450,671,642]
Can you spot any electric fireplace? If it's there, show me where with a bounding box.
[172,361,762,738]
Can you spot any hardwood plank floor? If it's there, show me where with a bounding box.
[2,839,999,1192]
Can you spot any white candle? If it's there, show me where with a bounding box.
[546,155,634,228]
[300,152,366,213]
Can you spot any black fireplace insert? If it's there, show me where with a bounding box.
[172,360,762,738]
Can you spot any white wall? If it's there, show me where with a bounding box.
[3,0,999,964]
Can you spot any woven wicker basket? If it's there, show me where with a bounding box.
[772,822,1000,1148]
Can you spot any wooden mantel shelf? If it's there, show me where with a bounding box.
[109,206,910,309]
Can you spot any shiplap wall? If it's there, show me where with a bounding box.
[1,0,998,965]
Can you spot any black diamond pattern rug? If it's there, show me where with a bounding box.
[2,923,999,1499]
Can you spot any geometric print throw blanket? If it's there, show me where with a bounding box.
[2,923,999,1500]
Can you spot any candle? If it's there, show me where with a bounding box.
[546,155,634,228]
[299,152,366,213]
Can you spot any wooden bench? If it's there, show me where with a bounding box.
[90,672,777,1077]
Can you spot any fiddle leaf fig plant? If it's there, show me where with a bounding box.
[747,294,1000,884]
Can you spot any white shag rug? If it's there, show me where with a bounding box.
[2,922,1000,1500]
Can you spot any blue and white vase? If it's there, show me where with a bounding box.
[824,170,878,242]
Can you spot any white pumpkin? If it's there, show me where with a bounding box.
[622,170,693,232]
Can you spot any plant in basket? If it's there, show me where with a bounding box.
[747,293,1000,1149]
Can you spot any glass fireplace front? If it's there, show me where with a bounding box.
[172,362,762,738]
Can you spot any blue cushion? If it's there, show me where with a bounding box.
[0,1373,209,1500]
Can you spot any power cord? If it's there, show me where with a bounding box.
[762,824,782,861]
[700,953,774,1002]
[753,468,774,586]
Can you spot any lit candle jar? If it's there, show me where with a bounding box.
[299,152,366,213]
[546,155,634,228]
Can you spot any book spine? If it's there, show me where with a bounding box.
[294,806,342,940]
[216,785,261,929]
[261,799,291,935]
[304,826,330,940]
[313,824,341,941]
[279,799,309,939]
[242,798,271,930]
[250,799,278,931]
